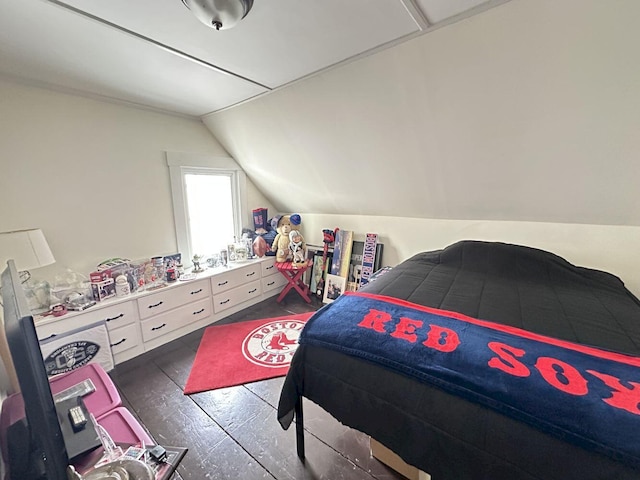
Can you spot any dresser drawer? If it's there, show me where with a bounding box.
[36,315,86,341]
[140,297,212,343]
[210,263,261,295]
[261,257,277,276]
[107,322,141,356]
[212,279,262,313]
[81,301,137,331]
[137,279,210,319]
[35,299,137,341]
[262,272,288,293]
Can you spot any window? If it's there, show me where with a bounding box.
[167,152,248,266]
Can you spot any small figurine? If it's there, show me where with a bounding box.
[289,230,306,264]
[192,254,204,273]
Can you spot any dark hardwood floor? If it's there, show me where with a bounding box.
[109,292,406,480]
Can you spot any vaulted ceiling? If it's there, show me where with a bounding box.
[2,0,638,228]
[0,0,511,117]
[202,0,640,227]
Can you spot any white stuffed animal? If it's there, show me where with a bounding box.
[288,230,306,264]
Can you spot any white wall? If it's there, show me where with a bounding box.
[205,0,640,227]
[300,214,640,298]
[0,77,277,394]
[0,78,275,281]
[204,0,640,298]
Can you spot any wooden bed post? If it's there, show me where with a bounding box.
[295,395,305,461]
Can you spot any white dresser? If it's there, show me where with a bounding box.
[211,262,261,313]
[35,256,284,365]
[261,259,288,294]
[138,277,213,351]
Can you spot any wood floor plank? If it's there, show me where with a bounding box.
[113,360,274,479]
[192,386,383,480]
[302,399,405,480]
[107,295,403,479]
[244,377,287,409]
[152,344,197,390]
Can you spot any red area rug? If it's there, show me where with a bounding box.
[184,313,314,395]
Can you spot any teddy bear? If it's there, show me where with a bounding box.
[271,214,302,262]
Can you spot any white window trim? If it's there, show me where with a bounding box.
[166,152,248,267]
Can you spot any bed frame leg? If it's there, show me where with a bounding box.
[295,395,305,461]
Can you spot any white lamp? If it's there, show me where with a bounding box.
[0,229,55,283]
[0,230,55,393]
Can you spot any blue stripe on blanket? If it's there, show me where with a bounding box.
[299,292,640,466]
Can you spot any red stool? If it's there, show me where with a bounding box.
[276,260,312,303]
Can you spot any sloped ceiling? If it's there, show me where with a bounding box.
[0,0,510,116]
[1,0,639,227]
[204,0,640,227]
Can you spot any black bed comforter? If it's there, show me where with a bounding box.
[278,241,640,480]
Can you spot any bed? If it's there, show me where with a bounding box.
[277,240,640,480]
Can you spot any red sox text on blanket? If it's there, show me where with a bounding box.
[358,309,640,416]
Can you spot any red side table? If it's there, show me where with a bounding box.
[275,260,312,303]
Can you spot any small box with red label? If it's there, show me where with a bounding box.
[89,270,111,283]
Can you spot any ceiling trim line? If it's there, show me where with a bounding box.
[201,23,432,118]
[44,0,272,91]
[420,0,514,32]
[399,0,430,30]
[0,72,201,119]
[199,0,515,118]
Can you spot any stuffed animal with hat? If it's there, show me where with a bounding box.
[271,214,302,262]
[288,230,306,264]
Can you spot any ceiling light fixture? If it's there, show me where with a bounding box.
[181,0,254,31]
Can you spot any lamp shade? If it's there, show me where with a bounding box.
[0,229,55,272]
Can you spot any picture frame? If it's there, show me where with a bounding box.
[306,237,384,294]
[309,252,326,296]
[162,253,182,271]
[322,274,346,304]
[348,241,384,290]
[227,243,237,262]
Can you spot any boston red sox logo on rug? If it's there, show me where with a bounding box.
[184,312,314,395]
[242,319,306,368]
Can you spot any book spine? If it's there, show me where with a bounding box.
[359,233,378,287]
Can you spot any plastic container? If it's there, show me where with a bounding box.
[50,363,122,417]
[95,407,154,445]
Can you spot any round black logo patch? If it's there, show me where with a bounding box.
[44,341,100,376]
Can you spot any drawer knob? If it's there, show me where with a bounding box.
[105,313,124,322]
[193,308,205,315]
[148,301,164,309]
[151,323,167,331]
[266,265,274,270]
[267,281,275,286]
[190,288,203,295]
[218,280,228,286]
[110,338,127,347]
[249,288,257,294]
[220,299,230,305]
[246,272,255,277]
